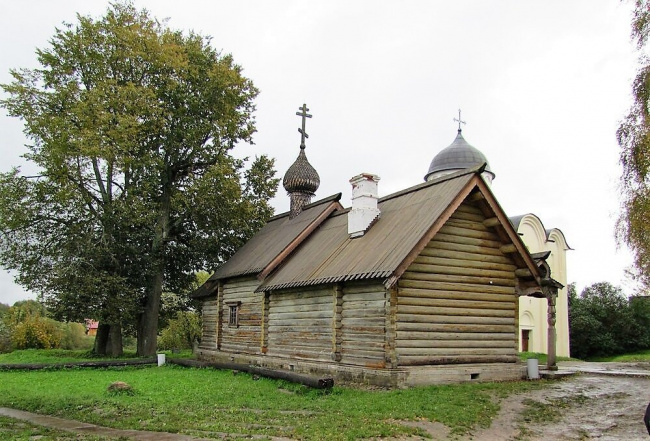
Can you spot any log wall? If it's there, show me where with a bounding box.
[396,202,519,366]
[220,277,263,355]
[340,282,387,367]
[199,298,218,351]
[267,286,334,361]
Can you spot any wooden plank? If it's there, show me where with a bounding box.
[445,218,489,232]
[395,331,515,341]
[342,291,386,302]
[268,310,333,320]
[341,299,386,310]
[430,239,507,257]
[396,340,516,349]
[432,232,502,249]
[398,297,515,311]
[400,272,516,287]
[398,280,515,295]
[341,317,386,326]
[419,246,513,265]
[397,313,515,325]
[398,355,518,366]
[411,255,516,273]
[269,302,332,314]
[437,224,501,241]
[396,322,515,333]
[397,283,515,301]
[342,284,386,295]
[397,347,514,356]
[397,305,514,317]
[449,209,485,223]
[265,295,333,308]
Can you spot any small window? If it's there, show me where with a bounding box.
[227,302,240,327]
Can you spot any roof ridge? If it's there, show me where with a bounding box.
[379,163,485,204]
[269,192,342,221]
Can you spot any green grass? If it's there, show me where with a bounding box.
[0,364,546,440]
[518,352,578,364]
[0,348,194,364]
[588,349,650,362]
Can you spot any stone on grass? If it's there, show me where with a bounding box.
[107,381,133,395]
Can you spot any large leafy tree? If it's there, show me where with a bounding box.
[618,1,650,285]
[0,2,278,356]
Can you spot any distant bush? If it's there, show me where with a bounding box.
[12,316,62,350]
[59,322,93,350]
[569,282,650,359]
[158,311,201,350]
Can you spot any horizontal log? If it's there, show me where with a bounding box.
[268,340,332,351]
[341,317,386,326]
[419,246,513,265]
[342,291,386,302]
[342,284,386,295]
[396,322,515,333]
[397,279,515,295]
[268,325,333,334]
[514,268,532,277]
[397,313,515,325]
[455,202,483,214]
[273,288,333,298]
[340,356,387,368]
[395,331,515,342]
[342,326,386,335]
[467,192,485,202]
[429,238,506,257]
[341,340,386,350]
[438,225,500,242]
[432,232,502,249]
[340,347,386,359]
[342,299,386,310]
[398,296,514,311]
[500,244,517,254]
[397,347,514,356]
[266,348,332,361]
[269,295,333,308]
[482,217,501,228]
[402,270,516,288]
[398,355,518,366]
[396,340,515,349]
[341,307,386,318]
[398,282,515,301]
[267,310,333,320]
[449,209,485,223]
[411,255,516,273]
[445,218,489,232]
[397,305,514,318]
[268,318,332,327]
[269,302,333,314]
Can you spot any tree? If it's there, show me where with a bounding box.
[569,282,650,359]
[0,2,278,356]
[617,1,650,285]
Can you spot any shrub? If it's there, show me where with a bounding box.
[12,316,62,350]
[59,322,93,350]
[158,311,201,350]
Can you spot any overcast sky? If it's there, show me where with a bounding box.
[0,0,640,305]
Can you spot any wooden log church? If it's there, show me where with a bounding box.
[193,105,558,387]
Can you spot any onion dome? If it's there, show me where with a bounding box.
[283,147,320,195]
[424,129,495,183]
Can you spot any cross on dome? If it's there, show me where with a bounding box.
[453,109,466,133]
[296,103,312,149]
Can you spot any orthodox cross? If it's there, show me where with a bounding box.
[296,103,312,148]
[454,109,466,132]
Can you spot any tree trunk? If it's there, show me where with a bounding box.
[93,324,110,356]
[93,323,123,357]
[137,182,171,356]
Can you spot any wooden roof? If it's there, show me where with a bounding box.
[191,193,343,298]
[257,166,539,292]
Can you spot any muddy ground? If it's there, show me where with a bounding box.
[406,362,650,440]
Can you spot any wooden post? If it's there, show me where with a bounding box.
[261,291,269,354]
[216,281,224,350]
[332,284,343,362]
[544,285,558,371]
[385,287,398,368]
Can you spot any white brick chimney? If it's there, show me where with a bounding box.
[348,173,380,238]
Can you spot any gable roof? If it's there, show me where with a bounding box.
[258,166,540,292]
[191,193,343,298]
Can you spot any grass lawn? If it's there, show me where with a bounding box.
[0,364,546,440]
[588,349,650,362]
[0,348,193,364]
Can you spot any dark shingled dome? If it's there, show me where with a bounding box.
[283,148,320,194]
[424,130,494,181]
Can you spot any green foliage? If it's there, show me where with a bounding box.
[0,366,544,439]
[59,321,93,350]
[158,311,201,350]
[0,2,278,356]
[569,282,650,359]
[618,1,650,285]
[12,316,62,350]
